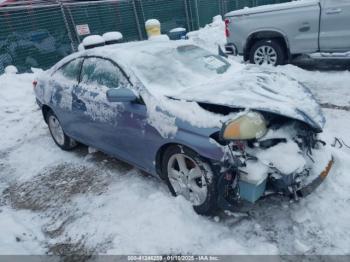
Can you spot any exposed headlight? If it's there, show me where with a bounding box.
[221,111,267,141]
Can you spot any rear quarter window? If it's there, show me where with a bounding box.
[54,58,83,82]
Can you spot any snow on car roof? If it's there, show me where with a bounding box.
[88,39,186,57]
[82,35,105,49]
[102,32,123,42]
[52,39,190,73]
[225,0,319,17]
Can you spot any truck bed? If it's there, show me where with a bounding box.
[225,0,319,17]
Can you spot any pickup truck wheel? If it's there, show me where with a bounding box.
[162,145,218,215]
[250,40,285,66]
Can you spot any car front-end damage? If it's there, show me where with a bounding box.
[213,111,334,212]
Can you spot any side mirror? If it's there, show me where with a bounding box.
[106,88,138,103]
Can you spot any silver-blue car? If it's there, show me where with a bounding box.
[34,40,333,215]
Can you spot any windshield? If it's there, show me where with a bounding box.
[131,45,231,92]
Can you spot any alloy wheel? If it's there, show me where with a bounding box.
[48,115,65,146]
[167,153,208,206]
[254,45,278,65]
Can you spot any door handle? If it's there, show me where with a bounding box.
[299,22,310,32]
[72,93,86,111]
[73,99,86,111]
[326,8,342,14]
[75,99,85,105]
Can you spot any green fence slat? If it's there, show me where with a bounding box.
[0,4,72,73]
[0,0,293,74]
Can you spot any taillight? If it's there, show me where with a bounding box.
[32,80,37,89]
[225,18,230,38]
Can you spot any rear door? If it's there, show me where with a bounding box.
[320,0,350,51]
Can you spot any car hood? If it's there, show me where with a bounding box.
[165,67,325,131]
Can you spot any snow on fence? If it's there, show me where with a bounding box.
[0,0,291,73]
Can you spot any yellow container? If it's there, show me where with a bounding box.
[145,19,161,38]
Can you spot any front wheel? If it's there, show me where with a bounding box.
[249,39,286,66]
[46,110,77,151]
[161,145,217,215]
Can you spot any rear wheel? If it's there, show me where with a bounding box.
[161,145,217,215]
[249,39,286,66]
[46,110,77,151]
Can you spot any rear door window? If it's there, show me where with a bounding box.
[80,58,120,89]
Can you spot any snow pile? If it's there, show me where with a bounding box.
[0,71,40,151]
[145,19,160,27]
[169,27,186,33]
[102,32,123,42]
[78,43,85,51]
[257,140,306,174]
[148,34,170,41]
[4,65,18,74]
[273,64,350,107]
[140,93,178,138]
[0,208,45,254]
[165,66,325,130]
[241,161,268,185]
[82,35,105,49]
[187,15,226,53]
[311,52,350,58]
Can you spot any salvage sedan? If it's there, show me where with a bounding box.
[34,40,333,215]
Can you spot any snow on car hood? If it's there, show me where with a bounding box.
[152,66,325,131]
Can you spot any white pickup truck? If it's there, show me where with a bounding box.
[224,0,350,65]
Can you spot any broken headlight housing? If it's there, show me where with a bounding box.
[221,111,267,141]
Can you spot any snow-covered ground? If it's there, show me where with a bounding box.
[1,17,350,255]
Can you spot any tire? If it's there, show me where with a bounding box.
[45,110,77,151]
[161,145,217,215]
[249,39,286,66]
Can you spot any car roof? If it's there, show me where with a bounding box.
[50,39,193,75]
[82,39,191,63]
[84,39,188,55]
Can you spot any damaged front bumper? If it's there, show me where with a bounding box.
[297,157,334,198]
[216,147,334,213]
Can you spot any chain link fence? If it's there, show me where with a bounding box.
[0,0,291,73]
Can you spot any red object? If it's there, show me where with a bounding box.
[32,80,37,89]
[225,18,230,38]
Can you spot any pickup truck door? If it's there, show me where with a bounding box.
[320,0,350,51]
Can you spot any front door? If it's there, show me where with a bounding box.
[71,57,158,171]
[320,0,350,51]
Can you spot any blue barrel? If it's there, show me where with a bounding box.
[168,28,187,40]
